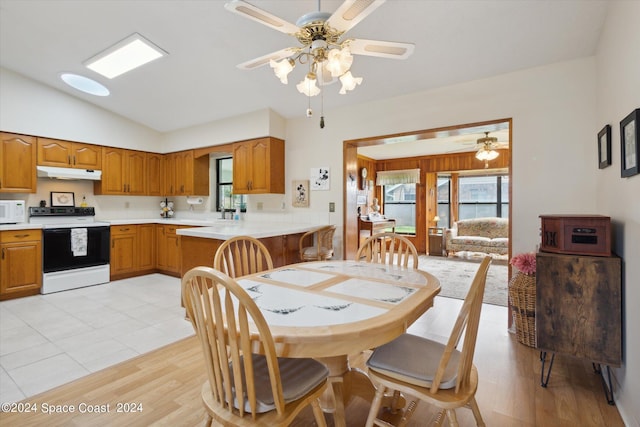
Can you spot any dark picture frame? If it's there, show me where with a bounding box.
[50,191,75,207]
[620,108,639,178]
[598,125,611,169]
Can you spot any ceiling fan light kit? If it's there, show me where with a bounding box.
[475,132,501,168]
[225,0,414,124]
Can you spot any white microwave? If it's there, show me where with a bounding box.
[0,200,26,224]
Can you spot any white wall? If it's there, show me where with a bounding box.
[0,68,160,151]
[284,57,597,258]
[160,108,285,152]
[595,1,640,425]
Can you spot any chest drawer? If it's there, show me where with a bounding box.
[0,229,41,243]
[110,225,138,236]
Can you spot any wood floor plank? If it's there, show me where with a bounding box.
[0,302,626,427]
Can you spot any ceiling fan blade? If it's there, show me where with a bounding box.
[348,38,415,60]
[224,0,300,35]
[326,0,386,33]
[237,47,297,70]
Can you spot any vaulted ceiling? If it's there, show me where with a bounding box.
[0,0,608,135]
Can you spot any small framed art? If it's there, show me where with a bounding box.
[620,108,639,178]
[51,191,75,207]
[292,180,309,207]
[310,167,330,190]
[598,125,611,169]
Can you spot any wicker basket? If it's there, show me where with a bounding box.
[508,272,536,347]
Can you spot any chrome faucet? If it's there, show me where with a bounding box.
[220,206,226,220]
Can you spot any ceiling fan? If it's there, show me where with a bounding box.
[446,132,508,167]
[475,132,507,167]
[224,0,415,97]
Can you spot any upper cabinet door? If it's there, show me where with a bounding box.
[0,132,37,193]
[96,147,126,195]
[37,138,73,167]
[147,153,163,196]
[72,143,102,169]
[125,150,146,195]
[37,138,102,169]
[232,137,284,194]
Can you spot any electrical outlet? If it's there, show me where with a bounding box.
[125,201,130,209]
[257,202,263,211]
[329,202,335,212]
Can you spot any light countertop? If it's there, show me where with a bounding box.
[176,221,323,240]
[0,223,42,231]
[100,218,324,240]
[2,219,325,240]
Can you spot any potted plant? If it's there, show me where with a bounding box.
[508,252,537,347]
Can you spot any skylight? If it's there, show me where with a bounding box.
[84,33,167,79]
[60,73,110,96]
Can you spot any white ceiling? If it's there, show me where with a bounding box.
[0,0,608,157]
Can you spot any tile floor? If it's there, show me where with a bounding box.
[0,274,194,403]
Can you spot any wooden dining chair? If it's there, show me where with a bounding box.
[182,266,329,427]
[356,232,419,268]
[299,225,336,261]
[365,256,492,427]
[214,235,274,278]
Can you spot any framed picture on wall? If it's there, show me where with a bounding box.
[50,191,75,207]
[292,180,309,207]
[620,108,639,178]
[598,124,611,169]
[310,167,330,190]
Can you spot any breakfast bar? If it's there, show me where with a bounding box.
[177,221,324,276]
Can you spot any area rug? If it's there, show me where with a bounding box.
[418,256,508,306]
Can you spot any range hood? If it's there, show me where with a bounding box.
[36,166,102,180]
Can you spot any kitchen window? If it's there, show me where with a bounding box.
[216,157,246,212]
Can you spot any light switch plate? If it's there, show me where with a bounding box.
[329,202,335,212]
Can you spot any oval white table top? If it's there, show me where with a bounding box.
[235,260,441,358]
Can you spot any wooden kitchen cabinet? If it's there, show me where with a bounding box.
[181,232,304,277]
[232,137,284,194]
[146,153,163,196]
[0,229,42,300]
[156,224,187,276]
[95,147,146,195]
[37,138,102,169]
[110,224,156,279]
[163,150,209,196]
[0,132,37,193]
[137,224,156,272]
[110,225,137,277]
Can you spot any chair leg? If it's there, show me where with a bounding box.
[311,399,328,427]
[433,409,447,426]
[468,397,485,426]
[390,390,402,414]
[365,384,387,427]
[446,409,459,427]
[397,399,418,427]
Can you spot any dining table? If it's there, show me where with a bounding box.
[233,260,441,427]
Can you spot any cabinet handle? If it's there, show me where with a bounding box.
[73,155,76,165]
[2,248,4,259]
[120,228,130,232]
[112,240,114,249]
[13,234,30,238]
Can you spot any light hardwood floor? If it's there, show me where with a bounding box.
[0,297,624,426]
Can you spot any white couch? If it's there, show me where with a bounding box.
[445,217,509,255]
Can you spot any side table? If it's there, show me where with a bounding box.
[428,227,444,256]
